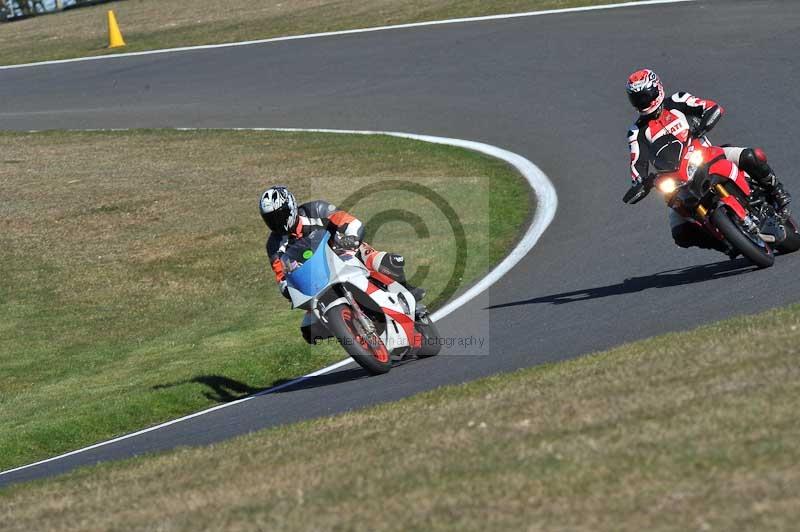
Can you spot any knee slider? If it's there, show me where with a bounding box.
[739,148,770,179]
[671,224,696,248]
[740,147,768,166]
[739,148,758,169]
[377,253,407,283]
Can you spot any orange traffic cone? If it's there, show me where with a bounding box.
[107,10,126,49]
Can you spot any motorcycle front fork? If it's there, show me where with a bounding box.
[343,289,376,336]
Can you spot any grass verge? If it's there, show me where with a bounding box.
[2,0,644,66]
[2,302,799,530]
[0,129,530,471]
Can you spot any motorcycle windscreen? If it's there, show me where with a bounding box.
[285,232,332,297]
[651,135,683,173]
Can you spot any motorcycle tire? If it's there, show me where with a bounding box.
[711,207,774,268]
[326,305,392,375]
[777,215,800,253]
[415,314,442,358]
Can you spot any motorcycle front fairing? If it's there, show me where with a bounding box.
[282,231,418,353]
[651,134,689,203]
[652,135,753,222]
[651,135,684,175]
[692,146,752,221]
[284,231,369,310]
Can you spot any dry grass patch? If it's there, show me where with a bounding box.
[2,304,799,530]
[1,0,638,65]
[0,129,529,470]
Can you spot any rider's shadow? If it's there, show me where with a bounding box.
[153,359,422,401]
[153,375,262,403]
[487,259,758,309]
[268,357,420,393]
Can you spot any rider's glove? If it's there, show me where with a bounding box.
[691,106,722,138]
[279,280,291,301]
[688,115,704,137]
[334,232,360,253]
[699,105,722,135]
[623,176,653,204]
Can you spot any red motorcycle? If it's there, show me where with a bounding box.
[624,133,800,268]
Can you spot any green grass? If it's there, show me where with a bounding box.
[3,303,799,530]
[0,0,644,66]
[0,129,530,471]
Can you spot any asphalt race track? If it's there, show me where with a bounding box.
[2,0,799,485]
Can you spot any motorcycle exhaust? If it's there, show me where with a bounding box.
[759,233,777,243]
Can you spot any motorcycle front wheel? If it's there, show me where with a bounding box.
[711,207,774,268]
[326,305,392,375]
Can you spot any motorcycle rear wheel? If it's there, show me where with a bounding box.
[711,207,774,268]
[777,215,800,253]
[326,305,392,375]
[415,314,442,358]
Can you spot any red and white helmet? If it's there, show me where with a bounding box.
[626,68,665,115]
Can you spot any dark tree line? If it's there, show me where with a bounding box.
[0,1,45,20]
[0,0,120,21]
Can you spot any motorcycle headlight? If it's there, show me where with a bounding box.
[658,178,678,194]
[687,150,704,180]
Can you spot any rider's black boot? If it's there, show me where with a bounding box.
[374,252,426,302]
[739,148,791,214]
[769,178,792,214]
[404,284,426,303]
[396,282,427,319]
[400,283,427,318]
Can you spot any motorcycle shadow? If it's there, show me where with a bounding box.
[268,357,420,394]
[153,355,424,403]
[487,258,759,309]
[152,374,262,403]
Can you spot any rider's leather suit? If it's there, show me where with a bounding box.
[266,200,409,296]
[627,92,788,251]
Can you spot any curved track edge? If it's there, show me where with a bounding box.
[0,0,693,71]
[0,127,557,481]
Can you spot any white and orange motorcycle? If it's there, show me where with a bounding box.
[282,230,441,375]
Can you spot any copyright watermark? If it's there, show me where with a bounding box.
[293,175,491,355]
[312,335,488,351]
[337,179,470,310]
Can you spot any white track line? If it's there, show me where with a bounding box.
[0,0,690,479]
[0,0,694,71]
[256,128,558,323]
[0,127,557,479]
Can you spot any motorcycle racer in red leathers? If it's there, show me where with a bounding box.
[625,69,791,254]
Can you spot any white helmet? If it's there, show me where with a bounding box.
[259,186,298,234]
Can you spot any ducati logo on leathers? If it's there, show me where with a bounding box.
[647,110,689,143]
